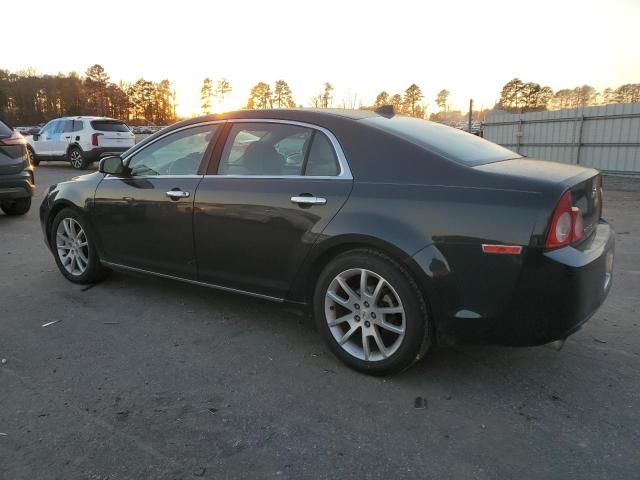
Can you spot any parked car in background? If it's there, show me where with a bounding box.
[0,119,34,215]
[40,108,614,375]
[26,117,135,170]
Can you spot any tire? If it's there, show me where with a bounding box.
[26,145,39,166]
[314,249,432,375]
[68,146,89,170]
[1,197,31,216]
[50,207,110,284]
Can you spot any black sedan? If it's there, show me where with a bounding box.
[39,108,614,375]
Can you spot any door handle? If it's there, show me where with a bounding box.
[291,195,326,205]
[64,136,71,139]
[166,190,190,199]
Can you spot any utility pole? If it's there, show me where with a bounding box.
[468,99,473,133]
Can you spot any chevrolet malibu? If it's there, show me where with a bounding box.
[40,108,614,375]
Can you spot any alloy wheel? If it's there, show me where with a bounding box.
[70,150,82,168]
[56,218,89,276]
[325,268,406,362]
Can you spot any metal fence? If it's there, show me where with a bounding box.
[482,103,640,174]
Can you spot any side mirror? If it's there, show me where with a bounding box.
[99,156,125,175]
[32,133,40,141]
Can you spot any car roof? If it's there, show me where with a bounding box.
[182,108,379,126]
[49,116,124,121]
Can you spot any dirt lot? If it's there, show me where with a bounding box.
[1,165,639,480]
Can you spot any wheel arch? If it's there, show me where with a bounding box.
[290,234,436,317]
[66,142,83,157]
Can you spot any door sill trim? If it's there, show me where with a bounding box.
[101,261,285,303]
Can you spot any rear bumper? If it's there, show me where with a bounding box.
[0,170,35,200]
[83,146,130,162]
[425,222,615,346]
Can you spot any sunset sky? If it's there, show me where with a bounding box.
[4,0,639,117]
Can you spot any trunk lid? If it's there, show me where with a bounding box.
[475,158,602,242]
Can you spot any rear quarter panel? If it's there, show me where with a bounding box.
[291,180,545,341]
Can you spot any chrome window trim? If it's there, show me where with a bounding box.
[102,118,353,181]
[122,120,227,163]
[214,118,353,180]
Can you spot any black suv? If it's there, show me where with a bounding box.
[0,119,35,215]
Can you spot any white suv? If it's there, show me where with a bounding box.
[26,116,135,170]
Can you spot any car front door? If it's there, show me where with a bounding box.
[193,120,353,299]
[91,122,222,279]
[36,120,57,156]
[52,119,74,156]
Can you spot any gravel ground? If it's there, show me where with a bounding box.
[1,164,639,480]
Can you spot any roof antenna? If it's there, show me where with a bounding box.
[374,105,394,118]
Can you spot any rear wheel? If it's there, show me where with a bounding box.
[50,208,110,284]
[68,147,89,170]
[314,249,431,375]
[1,197,31,216]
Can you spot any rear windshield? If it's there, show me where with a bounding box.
[91,120,130,132]
[0,120,13,136]
[363,116,520,166]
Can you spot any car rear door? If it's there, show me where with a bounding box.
[193,120,353,299]
[91,122,222,278]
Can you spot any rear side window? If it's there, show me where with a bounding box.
[62,120,74,133]
[305,133,339,176]
[0,120,12,136]
[73,120,84,132]
[91,120,130,132]
[364,116,520,166]
[218,123,313,176]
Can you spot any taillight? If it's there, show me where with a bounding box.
[546,191,584,249]
[91,133,103,146]
[0,132,26,145]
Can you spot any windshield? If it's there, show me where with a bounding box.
[364,115,520,166]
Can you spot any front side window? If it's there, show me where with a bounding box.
[39,121,54,136]
[52,120,65,135]
[126,125,218,176]
[218,123,312,176]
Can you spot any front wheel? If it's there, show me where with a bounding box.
[50,208,110,284]
[68,147,89,170]
[1,197,31,216]
[314,249,432,375]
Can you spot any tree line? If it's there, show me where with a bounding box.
[0,64,177,126]
[3,64,640,126]
[497,78,640,113]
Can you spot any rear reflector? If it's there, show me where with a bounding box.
[482,244,522,255]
